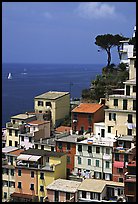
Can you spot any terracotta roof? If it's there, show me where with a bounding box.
[72,103,104,113]
[28,120,49,125]
[9,149,24,156]
[55,126,72,133]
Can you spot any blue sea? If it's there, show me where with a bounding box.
[2,63,103,127]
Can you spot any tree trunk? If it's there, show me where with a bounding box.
[107,49,111,67]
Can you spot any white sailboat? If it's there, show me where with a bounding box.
[7,73,12,79]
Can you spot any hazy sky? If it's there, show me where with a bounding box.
[2,2,136,64]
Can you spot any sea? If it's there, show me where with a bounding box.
[2,63,104,127]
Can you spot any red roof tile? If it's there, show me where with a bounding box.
[10,149,24,156]
[55,126,72,133]
[72,103,104,113]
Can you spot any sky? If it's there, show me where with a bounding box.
[2,2,136,65]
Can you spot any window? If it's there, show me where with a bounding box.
[35,144,38,149]
[15,130,18,136]
[128,128,132,136]
[108,126,111,133]
[67,156,70,164]
[126,85,130,96]
[78,156,81,165]
[51,146,54,151]
[9,129,12,136]
[128,114,132,123]
[96,147,100,153]
[18,169,21,176]
[15,141,18,147]
[29,137,32,143]
[118,188,124,196]
[133,86,136,93]
[133,100,136,110]
[127,183,134,191]
[123,99,127,110]
[40,197,44,202]
[21,136,24,141]
[112,113,116,121]
[118,168,123,173]
[73,113,78,120]
[106,161,110,168]
[40,186,44,192]
[4,192,7,199]
[41,145,44,150]
[67,143,71,150]
[46,101,52,107]
[78,145,82,152]
[66,192,70,200]
[124,154,128,162]
[18,182,22,189]
[106,148,110,154]
[40,172,44,179]
[88,114,92,124]
[11,169,14,176]
[31,171,34,178]
[118,178,123,183]
[38,101,43,106]
[30,184,34,190]
[88,159,91,166]
[115,153,119,161]
[101,129,105,137]
[82,191,86,198]
[9,140,12,146]
[55,191,59,202]
[114,99,118,106]
[88,146,92,153]
[58,142,62,150]
[96,160,99,167]
[109,113,111,121]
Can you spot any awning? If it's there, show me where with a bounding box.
[17,154,32,161]
[28,155,41,161]
[114,161,124,168]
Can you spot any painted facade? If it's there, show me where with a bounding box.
[72,103,104,134]
[34,91,70,128]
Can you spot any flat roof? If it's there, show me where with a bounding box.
[78,179,124,193]
[55,134,84,143]
[21,148,65,157]
[2,146,18,153]
[28,120,49,125]
[34,138,55,146]
[72,103,104,113]
[35,91,69,100]
[46,178,81,193]
[11,114,36,120]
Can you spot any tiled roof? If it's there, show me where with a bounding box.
[55,126,72,133]
[9,149,24,156]
[46,178,81,193]
[72,103,104,113]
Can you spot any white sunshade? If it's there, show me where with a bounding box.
[17,154,32,161]
[28,155,41,161]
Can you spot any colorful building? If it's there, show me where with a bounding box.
[10,148,67,202]
[34,91,70,128]
[71,103,105,134]
[6,113,36,147]
[46,178,81,202]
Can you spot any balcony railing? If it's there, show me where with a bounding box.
[113,147,130,153]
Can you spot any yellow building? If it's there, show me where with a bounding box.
[34,91,70,128]
[104,56,136,138]
[2,147,24,202]
[11,148,67,202]
[6,113,36,147]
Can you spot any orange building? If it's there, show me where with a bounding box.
[55,134,82,177]
[71,103,104,134]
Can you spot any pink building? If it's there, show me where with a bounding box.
[46,179,81,202]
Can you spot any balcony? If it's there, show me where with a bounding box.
[113,147,129,153]
[6,122,22,129]
[16,160,54,171]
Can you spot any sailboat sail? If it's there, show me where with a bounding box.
[8,73,12,79]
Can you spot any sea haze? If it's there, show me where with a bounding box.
[2,63,104,127]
